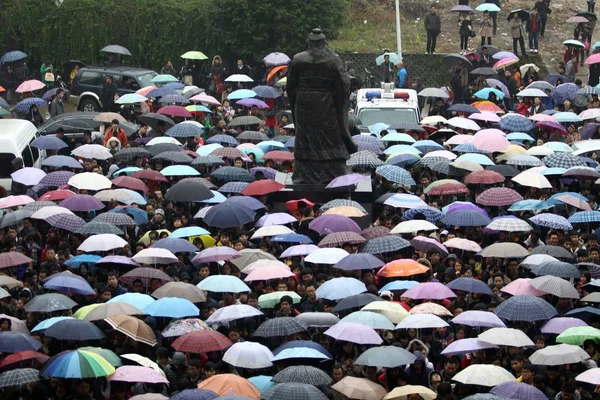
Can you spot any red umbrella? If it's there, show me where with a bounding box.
[0,351,49,370]
[111,176,150,194]
[264,150,294,163]
[464,170,505,185]
[132,170,168,182]
[0,252,33,269]
[476,187,523,207]
[172,330,232,354]
[39,189,76,201]
[241,180,284,196]
[157,105,192,119]
[428,183,469,196]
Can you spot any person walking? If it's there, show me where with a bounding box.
[458,12,473,54]
[479,11,493,47]
[510,13,527,56]
[49,88,65,118]
[527,9,542,53]
[424,5,441,54]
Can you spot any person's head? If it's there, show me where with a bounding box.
[107,272,119,289]
[332,363,344,382]
[203,361,217,378]
[106,75,113,83]
[111,119,120,130]
[384,54,390,62]
[510,355,523,373]
[306,284,317,300]
[56,88,64,99]
[228,327,241,343]
[234,157,243,168]
[0,318,11,331]
[397,61,404,69]
[156,347,170,366]
[76,381,90,396]
[279,295,293,313]
[188,358,201,377]
[443,357,459,377]
[521,363,535,382]
[560,382,577,400]
[131,279,144,293]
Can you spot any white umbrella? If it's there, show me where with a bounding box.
[390,220,438,234]
[250,225,293,239]
[526,146,554,156]
[446,117,481,131]
[225,74,254,82]
[68,172,112,191]
[383,193,428,209]
[206,304,264,324]
[30,206,74,220]
[296,312,340,328]
[222,342,273,369]
[421,115,447,125]
[305,248,349,264]
[147,137,181,146]
[452,364,516,386]
[480,242,529,258]
[451,310,506,328]
[512,171,552,189]
[422,150,457,160]
[451,160,484,172]
[530,276,580,299]
[521,254,559,267]
[517,88,547,97]
[576,368,600,385]
[241,259,289,274]
[443,238,482,252]
[194,206,213,219]
[384,385,437,400]
[94,189,136,203]
[485,218,533,232]
[78,234,128,252]
[529,344,590,366]
[71,144,113,160]
[120,354,166,378]
[132,248,178,265]
[478,327,535,347]
[445,135,474,146]
[362,301,409,324]
[396,314,449,329]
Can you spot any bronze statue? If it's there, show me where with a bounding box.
[287,28,357,184]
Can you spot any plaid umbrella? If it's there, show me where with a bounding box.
[403,207,444,223]
[76,221,123,235]
[113,148,151,161]
[532,261,580,278]
[262,382,328,400]
[207,134,239,147]
[22,201,56,212]
[353,135,384,148]
[152,151,193,164]
[347,151,385,169]
[211,147,247,160]
[498,115,535,132]
[45,214,86,232]
[253,317,308,338]
[273,366,332,386]
[476,187,523,206]
[375,165,415,185]
[218,181,249,194]
[486,217,533,232]
[0,368,40,388]
[360,226,391,240]
[569,211,600,224]
[320,199,367,213]
[210,167,254,183]
[494,295,557,321]
[165,123,203,138]
[93,213,135,226]
[39,171,75,187]
[318,232,366,248]
[191,156,226,167]
[543,153,586,168]
[580,123,600,139]
[172,331,232,353]
[529,214,573,230]
[446,277,494,295]
[249,167,278,180]
[507,155,545,167]
[552,83,579,103]
[44,320,106,341]
[441,210,491,227]
[237,130,269,142]
[491,382,548,400]
[361,236,410,254]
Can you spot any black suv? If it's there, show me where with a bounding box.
[70,65,157,112]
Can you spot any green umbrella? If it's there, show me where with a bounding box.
[79,347,122,367]
[258,291,302,309]
[181,51,208,60]
[556,326,600,345]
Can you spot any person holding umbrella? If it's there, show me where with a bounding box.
[458,12,473,55]
[510,12,527,57]
[479,11,494,47]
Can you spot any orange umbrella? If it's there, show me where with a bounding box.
[377,259,430,278]
[323,206,366,217]
[267,65,288,82]
[0,86,5,92]
[472,101,503,113]
[198,374,260,399]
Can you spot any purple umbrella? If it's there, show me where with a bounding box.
[404,282,456,300]
[451,310,506,328]
[11,168,46,186]
[40,171,75,187]
[492,51,518,60]
[441,338,498,355]
[96,255,140,269]
[309,215,361,234]
[44,273,96,296]
[410,237,448,257]
[579,123,600,140]
[445,202,489,216]
[46,214,86,232]
[280,244,319,258]
[326,173,370,189]
[59,195,105,212]
[323,322,383,345]
[486,78,510,97]
[541,317,589,334]
[537,121,568,134]
[192,247,241,263]
[250,167,278,180]
[333,253,385,271]
[552,83,579,103]
[491,381,548,400]
[446,277,494,296]
[237,98,269,109]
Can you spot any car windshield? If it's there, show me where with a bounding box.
[137,72,158,88]
[0,153,16,178]
[358,108,419,127]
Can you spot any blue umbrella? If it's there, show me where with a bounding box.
[446,277,493,295]
[285,137,295,148]
[412,140,444,153]
[506,132,535,142]
[494,295,557,322]
[144,297,199,318]
[42,87,71,101]
[31,136,68,150]
[110,207,148,225]
[569,211,600,224]
[541,167,567,176]
[453,143,489,154]
[114,189,147,205]
[228,89,257,100]
[529,214,573,230]
[31,317,75,333]
[447,104,481,114]
[0,50,27,63]
[197,275,251,293]
[162,82,185,90]
[271,347,329,362]
[334,254,385,271]
[201,190,227,204]
[170,389,218,400]
[566,306,600,322]
[403,207,444,223]
[315,277,367,301]
[455,153,495,166]
[14,98,46,113]
[368,123,390,136]
[150,238,198,253]
[42,155,83,169]
[273,340,332,358]
[206,134,239,147]
[0,332,42,352]
[380,280,420,291]
[375,165,415,186]
[247,376,276,393]
[441,210,491,227]
[0,97,9,110]
[112,167,143,177]
[203,201,256,228]
[165,123,203,138]
[64,254,101,268]
[387,153,421,166]
[384,144,422,156]
[44,274,96,296]
[552,83,579,104]
[171,226,211,238]
[547,191,588,205]
[252,85,282,98]
[499,115,535,132]
[146,88,178,99]
[44,319,106,341]
[554,111,582,123]
[270,233,314,244]
[161,165,199,177]
[508,200,553,212]
[474,87,505,100]
[225,196,265,211]
[108,293,155,309]
[332,293,380,312]
[375,52,401,65]
[257,140,286,152]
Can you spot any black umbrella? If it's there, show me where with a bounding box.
[0,368,40,388]
[470,67,497,76]
[442,54,473,68]
[228,116,263,127]
[152,151,193,164]
[147,143,182,157]
[24,293,77,313]
[181,177,218,189]
[507,9,530,21]
[137,113,175,130]
[487,164,520,177]
[577,11,597,20]
[44,319,106,341]
[113,147,151,161]
[62,60,85,74]
[447,104,481,114]
[389,122,425,132]
[530,245,575,260]
[332,293,380,313]
[476,45,500,56]
[165,180,214,202]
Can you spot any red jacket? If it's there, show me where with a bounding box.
[103,128,128,147]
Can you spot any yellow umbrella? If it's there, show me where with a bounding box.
[276,76,287,86]
[385,385,437,400]
[502,144,527,154]
[189,234,216,249]
[73,303,102,320]
[362,301,409,324]
[138,229,171,246]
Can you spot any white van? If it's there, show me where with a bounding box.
[355,84,420,129]
[0,120,43,192]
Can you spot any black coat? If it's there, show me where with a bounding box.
[101,82,117,112]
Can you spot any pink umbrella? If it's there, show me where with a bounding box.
[109,366,169,384]
[244,265,295,282]
[410,237,449,256]
[404,282,456,300]
[554,194,592,210]
[190,93,221,106]
[541,317,588,334]
[443,238,482,252]
[157,105,192,118]
[469,111,501,123]
[585,53,600,65]
[472,135,511,152]
[501,278,545,296]
[16,79,45,93]
[451,310,506,328]
[0,195,35,209]
[324,322,383,345]
[445,135,474,145]
[476,187,523,207]
[493,58,519,70]
[529,113,557,122]
[478,128,506,136]
[192,247,241,263]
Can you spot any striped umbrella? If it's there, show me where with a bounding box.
[40,349,115,378]
[494,295,557,322]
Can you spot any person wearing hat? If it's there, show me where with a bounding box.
[141,209,168,234]
[164,352,188,394]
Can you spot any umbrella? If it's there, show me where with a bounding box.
[272,366,331,386]
[0,368,39,388]
[41,349,115,378]
[397,314,449,329]
[223,342,273,369]
[446,277,494,295]
[404,282,456,300]
[354,346,416,368]
[164,180,214,203]
[198,374,259,398]
[451,310,506,328]
[532,260,580,278]
[576,368,600,385]
[340,311,396,330]
[418,88,450,98]
[198,275,251,293]
[314,277,366,300]
[479,327,535,346]
[378,259,430,278]
[494,295,557,321]
[44,272,94,295]
[0,351,49,370]
[162,319,212,338]
[324,322,382,345]
[108,293,155,310]
[44,319,105,341]
[110,365,168,384]
[152,282,206,303]
[253,317,307,338]
[332,293,381,313]
[144,297,198,318]
[206,305,263,324]
[385,386,437,400]
[480,242,529,258]
[262,383,326,400]
[491,382,547,400]
[529,343,590,366]
[530,276,580,299]
[453,364,516,386]
[334,253,385,271]
[0,50,27,63]
[173,330,233,354]
[557,326,600,345]
[24,293,77,313]
[0,332,41,353]
[476,187,523,206]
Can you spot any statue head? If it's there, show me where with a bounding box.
[307,28,326,48]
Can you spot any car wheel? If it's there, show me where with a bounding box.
[79,98,99,112]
